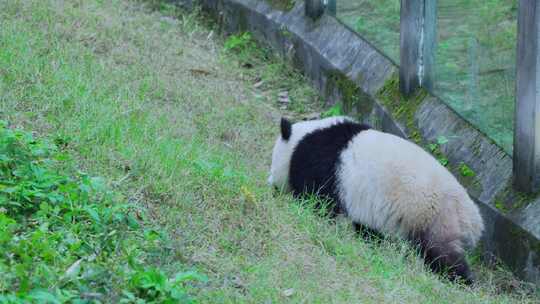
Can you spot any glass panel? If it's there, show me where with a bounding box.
[336,0,401,63]
[434,1,517,153]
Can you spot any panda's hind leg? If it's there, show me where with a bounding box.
[411,231,474,285]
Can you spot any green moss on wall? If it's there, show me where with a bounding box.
[459,163,475,177]
[492,188,512,214]
[376,75,427,144]
[266,0,296,11]
[513,191,536,210]
[326,70,373,115]
[279,25,293,39]
[471,137,483,157]
[495,200,509,213]
[492,185,536,214]
[325,70,365,114]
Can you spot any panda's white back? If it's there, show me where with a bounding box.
[337,129,482,244]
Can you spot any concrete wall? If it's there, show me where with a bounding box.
[175,0,540,283]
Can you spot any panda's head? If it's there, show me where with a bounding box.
[268,116,352,191]
[268,118,293,191]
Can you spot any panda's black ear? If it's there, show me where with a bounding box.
[280,117,292,141]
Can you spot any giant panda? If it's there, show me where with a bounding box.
[268,116,484,284]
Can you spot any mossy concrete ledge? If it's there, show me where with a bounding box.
[173,0,540,283]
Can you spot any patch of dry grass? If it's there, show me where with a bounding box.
[0,0,537,302]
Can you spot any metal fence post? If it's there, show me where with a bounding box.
[305,0,325,19]
[399,0,437,96]
[514,0,540,193]
[326,0,336,16]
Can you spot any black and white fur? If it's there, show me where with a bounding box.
[268,116,484,284]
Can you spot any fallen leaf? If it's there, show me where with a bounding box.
[253,80,264,88]
[241,186,256,204]
[253,94,265,100]
[282,288,295,297]
[278,91,290,104]
[189,68,211,76]
[231,276,246,289]
[279,97,289,104]
[303,112,321,120]
[436,135,449,145]
[81,293,103,300]
[61,259,82,281]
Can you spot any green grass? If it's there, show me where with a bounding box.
[0,0,538,302]
[0,123,205,302]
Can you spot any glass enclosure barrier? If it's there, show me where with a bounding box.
[336,0,401,63]
[334,0,517,153]
[434,0,517,153]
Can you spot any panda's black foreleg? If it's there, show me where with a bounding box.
[410,231,474,285]
[427,246,473,285]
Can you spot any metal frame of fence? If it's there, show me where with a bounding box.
[515,0,540,193]
[305,0,540,193]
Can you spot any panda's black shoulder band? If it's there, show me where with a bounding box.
[281,117,292,141]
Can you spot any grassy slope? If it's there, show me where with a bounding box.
[0,0,537,302]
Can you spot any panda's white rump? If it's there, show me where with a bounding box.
[336,129,483,247]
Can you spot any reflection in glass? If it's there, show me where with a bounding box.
[336,0,400,63]
[435,0,517,153]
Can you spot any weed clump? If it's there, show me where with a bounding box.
[0,122,205,302]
